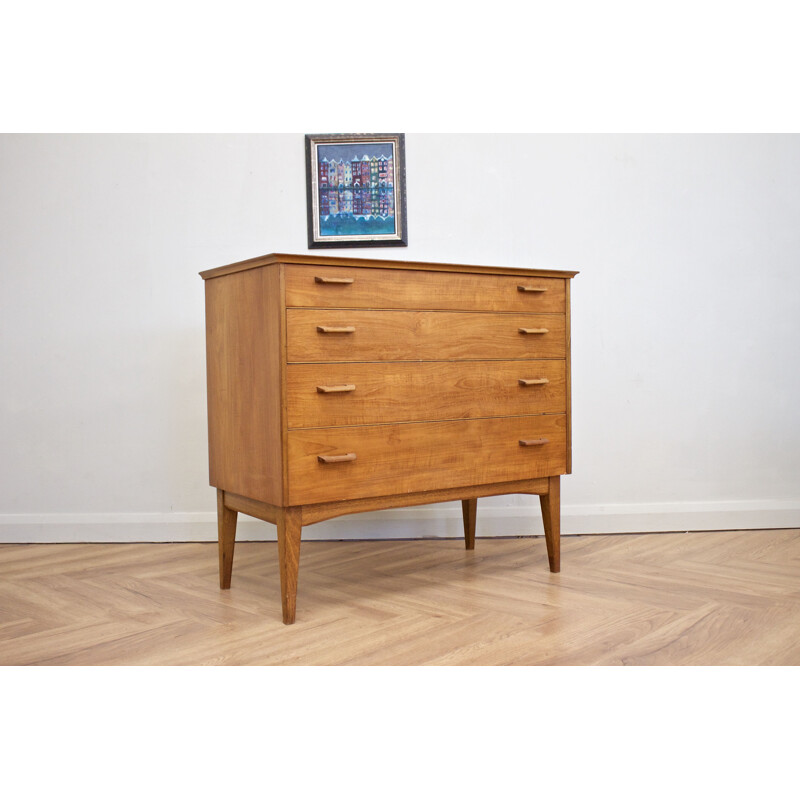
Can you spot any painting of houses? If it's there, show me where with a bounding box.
[305,133,407,248]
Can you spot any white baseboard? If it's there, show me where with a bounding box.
[1,500,798,543]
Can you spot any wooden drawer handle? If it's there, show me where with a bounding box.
[318,452,357,464]
[519,438,549,447]
[517,285,548,293]
[518,327,549,335]
[316,384,356,393]
[315,276,354,284]
[317,325,355,334]
[518,378,550,386]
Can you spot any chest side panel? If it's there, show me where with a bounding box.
[205,266,284,504]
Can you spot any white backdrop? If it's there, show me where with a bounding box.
[1,133,799,542]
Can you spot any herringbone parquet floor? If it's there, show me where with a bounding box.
[1,529,798,665]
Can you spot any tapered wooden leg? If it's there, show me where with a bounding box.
[277,506,303,624]
[462,498,477,550]
[217,489,238,589]
[539,476,561,572]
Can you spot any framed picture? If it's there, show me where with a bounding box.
[305,133,408,248]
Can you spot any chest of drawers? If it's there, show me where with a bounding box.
[201,253,577,623]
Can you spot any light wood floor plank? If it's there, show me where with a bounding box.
[1,530,798,665]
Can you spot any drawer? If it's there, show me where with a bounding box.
[284,265,566,313]
[287,415,568,505]
[286,360,567,428]
[286,309,566,362]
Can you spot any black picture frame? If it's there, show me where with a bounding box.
[305,133,408,249]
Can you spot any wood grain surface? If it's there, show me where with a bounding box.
[286,360,567,428]
[287,414,568,505]
[204,266,284,504]
[286,309,566,362]
[200,253,579,281]
[2,529,797,665]
[284,265,566,312]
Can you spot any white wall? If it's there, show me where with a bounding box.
[1,133,799,542]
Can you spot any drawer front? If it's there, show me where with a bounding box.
[287,360,566,428]
[284,265,566,313]
[286,309,566,362]
[287,415,567,505]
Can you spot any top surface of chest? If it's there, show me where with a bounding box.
[200,252,578,279]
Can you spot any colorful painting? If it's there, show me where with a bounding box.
[305,133,408,248]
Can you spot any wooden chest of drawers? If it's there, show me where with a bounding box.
[201,253,577,623]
